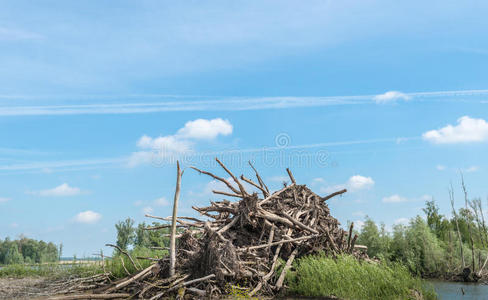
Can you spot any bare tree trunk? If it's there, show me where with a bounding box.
[461,174,476,273]
[170,161,182,277]
[450,183,465,268]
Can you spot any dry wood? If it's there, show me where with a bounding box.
[347,222,354,252]
[169,160,182,277]
[46,294,131,299]
[450,183,465,268]
[248,161,270,196]
[322,188,347,201]
[286,168,296,184]
[55,160,365,299]
[275,247,299,289]
[215,157,248,196]
[105,244,140,271]
[191,166,241,195]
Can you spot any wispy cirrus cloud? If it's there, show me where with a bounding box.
[0,27,44,41]
[0,197,11,203]
[2,89,488,117]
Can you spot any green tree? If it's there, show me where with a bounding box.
[5,244,24,264]
[422,199,450,239]
[59,243,63,260]
[357,217,390,259]
[115,218,136,251]
[135,222,150,248]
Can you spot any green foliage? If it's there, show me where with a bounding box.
[115,218,136,251]
[357,198,488,277]
[225,284,257,299]
[389,217,448,275]
[134,222,170,248]
[107,246,167,279]
[0,236,59,265]
[356,217,390,259]
[0,263,102,278]
[423,199,451,240]
[287,254,437,300]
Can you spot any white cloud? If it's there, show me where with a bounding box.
[74,211,101,224]
[0,197,11,203]
[373,91,411,103]
[36,183,81,197]
[137,135,192,152]
[176,118,233,140]
[142,206,154,214]
[317,175,374,195]
[436,165,446,171]
[154,197,169,206]
[423,116,488,144]
[347,175,375,191]
[382,194,408,203]
[129,118,233,166]
[464,166,479,173]
[394,218,409,225]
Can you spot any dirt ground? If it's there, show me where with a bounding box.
[0,277,54,299]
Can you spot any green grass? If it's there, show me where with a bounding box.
[286,254,437,300]
[106,247,166,278]
[0,263,102,278]
[0,247,166,279]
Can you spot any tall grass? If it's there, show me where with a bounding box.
[0,247,166,279]
[286,254,437,300]
[0,263,101,278]
[107,247,166,278]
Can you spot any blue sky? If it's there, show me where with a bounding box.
[1,1,488,256]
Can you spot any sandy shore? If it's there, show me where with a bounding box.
[0,277,53,299]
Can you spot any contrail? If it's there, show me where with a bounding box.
[0,136,419,173]
[0,89,487,116]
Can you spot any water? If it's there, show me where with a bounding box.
[430,280,488,299]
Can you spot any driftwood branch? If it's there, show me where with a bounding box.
[169,160,182,277]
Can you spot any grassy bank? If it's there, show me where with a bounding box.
[0,263,102,278]
[0,247,164,279]
[286,254,437,300]
[1,252,438,299]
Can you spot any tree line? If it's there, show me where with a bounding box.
[0,236,60,265]
[357,184,488,279]
[114,218,171,251]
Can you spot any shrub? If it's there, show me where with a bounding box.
[286,254,437,300]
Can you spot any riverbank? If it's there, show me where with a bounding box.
[0,277,55,299]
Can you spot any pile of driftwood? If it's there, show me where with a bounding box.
[47,159,366,299]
